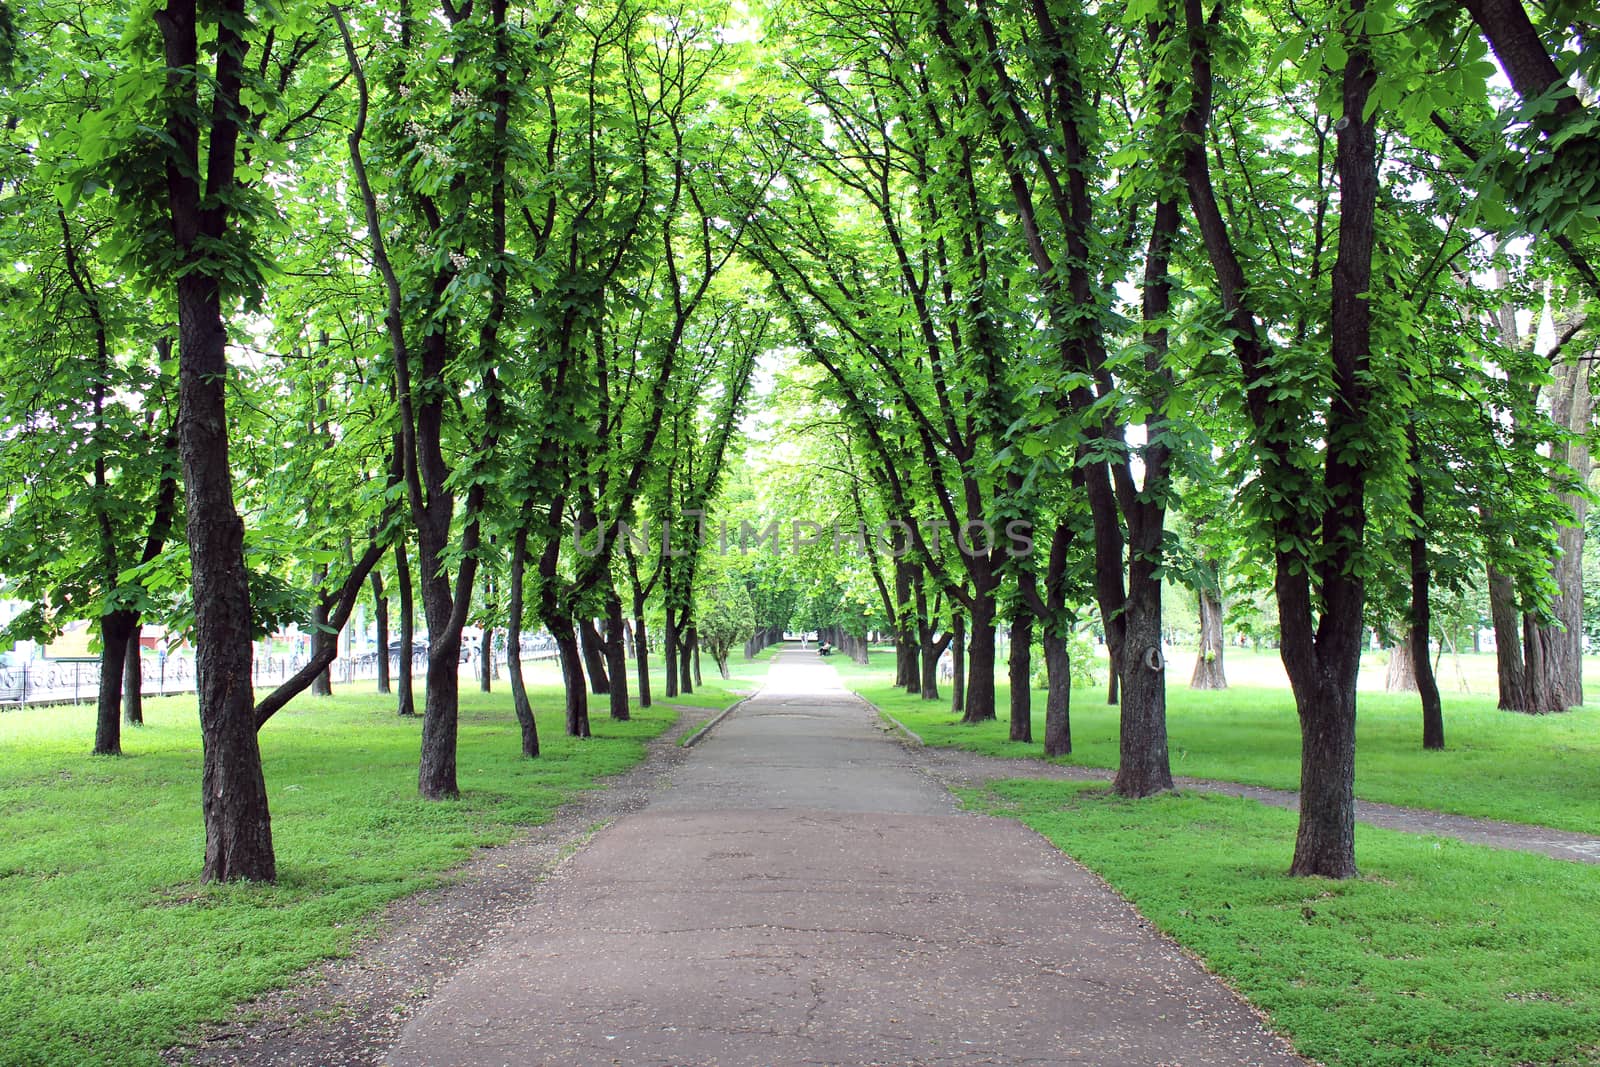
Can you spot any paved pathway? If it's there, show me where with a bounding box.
[389,652,1303,1066]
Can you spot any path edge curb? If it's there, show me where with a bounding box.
[681,694,752,748]
[870,701,925,746]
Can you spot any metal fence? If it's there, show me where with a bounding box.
[0,636,561,709]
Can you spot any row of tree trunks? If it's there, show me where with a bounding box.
[742,625,783,659]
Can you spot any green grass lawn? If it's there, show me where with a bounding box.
[962,779,1600,1067]
[0,656,758,1067]
[831,654,1600,835]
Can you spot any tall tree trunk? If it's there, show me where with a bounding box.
[1385,634,1418,692]
[1408,438,1444,752]
[395,539,416,717]
[415,490,483,798]
[895,559,917,690]
[1284,21,1377,878]
[1413,624,1444,750]
[950,611,965,717]
[604,593,629,721]
[962,593,997,723]
[1105,646,1119,705]
[1286,645,1360,878]
[418,635,462,797]
[478,565,494,695]
[691,627,703,686]
[1179,0,1375,877]
[479,627,493,693]
[1190,588,1227,689]
[310,563,334,698]
[507,527,539,758]
[1113,569,1173,797]
[1488,563,1529,709]
[157,0,277,875]
[578,618,610,694]
[678,623,694,694]
[95,611,136,756]
[174,271,275,880]
[123,626,144,727]
[372,570,391,695]
[551,614,590,738]
[663,606,680,699]
[1530,355,1591,710]
[1042,630,1072,757]
[915,580,942,700]
[1008,606,1032,742]
[633,610,653,708]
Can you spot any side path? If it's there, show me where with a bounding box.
[390,650,1304,1066]
[880,713,1600,865]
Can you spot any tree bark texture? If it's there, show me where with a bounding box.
[1190,589,1227,689]
[1042,630,1072,757]
[1530,355,1591,711]
[962,593,997,723]
[395,539,416,717]
[1488,563,1529,709]
[633,612,652,709]
[551,614,590,738]
[678,625,694,694]
[159,0,275,881]
[1408,441,1447,749]
[1385,636,1418,692]
[123,626,145,726]
[579,617,610,695]
[310,564,334,697]
[1111,571,1173,798]
[663,606,680,699]
[1008,609,1032,742]
[507,527,539,758]
[372,570,391,695]
[604,593,630,721]
[950,611,965,717]
[1282,18,1377,879]
[95,611,136,756]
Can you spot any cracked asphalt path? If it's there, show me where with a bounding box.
[387,651,1303,1066]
